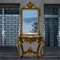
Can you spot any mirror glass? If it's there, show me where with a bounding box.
[22,10,38,33]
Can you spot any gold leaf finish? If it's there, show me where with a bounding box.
[16,2,45,57]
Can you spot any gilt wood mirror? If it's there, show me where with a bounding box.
[20,2,40,36]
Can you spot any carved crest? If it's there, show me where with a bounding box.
[23,1,39,9]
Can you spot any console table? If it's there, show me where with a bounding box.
[16,36,45,57]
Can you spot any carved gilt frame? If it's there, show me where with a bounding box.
[20,2,40,36]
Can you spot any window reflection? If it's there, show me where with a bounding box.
[4,8,19,14]
[0,8,2,14]
[22,10,38,33]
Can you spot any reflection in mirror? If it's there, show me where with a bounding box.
[22,10,38,33]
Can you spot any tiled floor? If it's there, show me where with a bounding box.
[0,46,60,60]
